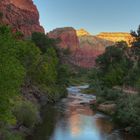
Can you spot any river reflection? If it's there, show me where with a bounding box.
[28,86,139,140]
[49,102,113,140]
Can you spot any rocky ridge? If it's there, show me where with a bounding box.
[97,32,133,45]
[76,29,90,36]
[49,27,79,51]
[49,27,113,68]
[0,0,44,36]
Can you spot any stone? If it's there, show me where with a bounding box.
[49,28,133,68]
[97,32,133,46]
[49,27,79,51]
[76,28,90,36]
[0,0,44,37]
[97,103,116,115]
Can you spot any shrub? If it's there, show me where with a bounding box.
[13,101,40,128]
[1,131,24,140]
[32,32,56,53]
[115,95,140,135]
[0,27,25,122]
[0,12,3,19]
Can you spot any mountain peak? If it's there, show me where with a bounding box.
[76,29,90,36]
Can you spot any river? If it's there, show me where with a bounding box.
[28,85,139,140]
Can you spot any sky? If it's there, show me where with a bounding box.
[33,0,140,35]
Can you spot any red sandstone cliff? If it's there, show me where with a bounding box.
[0,0,44,36]
[49,27,79,51]
[72,35,113,68]
[48,27,133,68]
[49,27,113,68]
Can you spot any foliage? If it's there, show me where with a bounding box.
[95,42,132,87]
[57,64,70,86]
[0,12,3,19]
[31,32,69,99]
[13,101,39,128]
[0,26,25,123]
[88,25,140,136]
[131,25,140,48]
[32,32,57,53]
[115,95,140,135]
[0,24,70,139]
[0,128,24,140]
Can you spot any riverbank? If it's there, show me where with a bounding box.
[27,85,139,140]
[0,25,70,140]
[82,86,140,138]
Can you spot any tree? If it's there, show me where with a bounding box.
[0,26,25,123]
[32,32,56,53]
[131,25,140,48]
[115,95,140,135]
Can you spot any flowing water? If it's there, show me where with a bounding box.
[28,85,139,140]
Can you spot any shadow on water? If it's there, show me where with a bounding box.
[27,105,61,140]
[27,85,139,140]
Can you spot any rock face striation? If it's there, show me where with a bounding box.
[76,29,90,36]
[72,35,113,68]
[49,27,113,68]
[49,28,134,68]
[0,0,44,36]
[49,27,79,51]
[97,32,132,45]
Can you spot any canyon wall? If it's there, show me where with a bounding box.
[49,28,133,68]
[76,29,90,36]
[49,27,79,51]
[97,32,132,45]
[49,27,113,68]
[72,35,113,68]
[0,0,44,36]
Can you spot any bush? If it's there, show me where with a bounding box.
[13,101,40,128]
[0,25,70,136]
[115,95,140,135]
[0,26,25,123]
[57,64,70,86]
[1,131,24,140]
[32,32,56,53]
[0,12,3,19]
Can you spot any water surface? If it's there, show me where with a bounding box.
[28,85,138,140]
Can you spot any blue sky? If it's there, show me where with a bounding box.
[33,0,140,35]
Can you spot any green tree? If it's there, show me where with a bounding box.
[131,25,140,48]
[0,26,25,123]
[115,95,140,135]
[32,32,57,53]
[95,42,131,87]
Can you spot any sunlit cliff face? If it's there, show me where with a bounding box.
[9,0,37,12]
[97,32,133,45]
[76,29,90,36]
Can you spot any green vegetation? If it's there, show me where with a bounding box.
[69,68,91,85]
[13,101,40,129]
[115,95,140,135]
[0,12,3,19]
[0,25,70,139]
[0,128,24,140]
[87,25,140,136]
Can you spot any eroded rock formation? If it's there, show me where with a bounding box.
[76,29,90,36]
[72,35,113,68]
[97,32,133,45]
[49,27,113,68]
[0,0,44,36]
[49,27,79,51]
